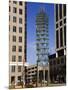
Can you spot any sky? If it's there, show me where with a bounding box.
[27,2,55,65]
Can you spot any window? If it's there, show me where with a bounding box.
[11,76,15,83]
[13,16,16,22]
[13,26,16,32]
[18,66,21,72]
[18,56,22,62]
[19,27,22,33]
[9,6,11,12]
[9,25,10,32]
[9,1,11,3]
[61,58,64,64]
[12,55,16,62]
[64,25,66,45]
[19,18,22,24]
[19,46,22,52]
[19,37,22,42]
[12,46,16,52]
[60,28,63,47]
[50,61,52,65]
[63,4,66,16]
[59,4,62,19]
[56,4,58,21]
[19,1,22,5]
[57,59,60,64]
[13,7,17,13]
[18,76,21,82]
[32,71,34,73]
[58,49,64,56]
[13,36,16,42]
[19,9,22,14]
[9,15,10,21]
[53,60,56,65]
[60,21,62,26]
[56,30,59,48]
[56,23,58,28]
[11,66,15,72]
[13,1,17,4]
[64,18,66,24]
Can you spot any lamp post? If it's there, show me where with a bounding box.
[36,60,39,87]
[48,62,50,86]
[41,61,45,87]
[21,62,29,88]
[36,60,38,87]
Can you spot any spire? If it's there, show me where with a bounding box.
[40,7,45,13]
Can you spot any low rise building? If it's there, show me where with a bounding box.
[49,53,66,83]
[25,64,49,87]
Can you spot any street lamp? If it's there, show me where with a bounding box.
[36,60,40,87]
[48,62,50,85]
[21,62,29,88]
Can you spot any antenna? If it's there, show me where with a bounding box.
[39,7,45,13]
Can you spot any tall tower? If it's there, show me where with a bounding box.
[36,9,49,85]
[9,1,27,86]
[36,9,49,66]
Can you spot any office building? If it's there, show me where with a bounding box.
[49,4,66,83]
[36,9,49,86]
[55,4,66,57]
[9,1,27,86]
[55,4,66,83]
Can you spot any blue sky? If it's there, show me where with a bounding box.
[27,2,55,65]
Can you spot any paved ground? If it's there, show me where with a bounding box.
[47,83,66,87]
[9,83,66,90]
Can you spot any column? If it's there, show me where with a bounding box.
[43,68,45,86]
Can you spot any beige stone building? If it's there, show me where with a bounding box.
[9,0,27,86]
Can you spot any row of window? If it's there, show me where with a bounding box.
[9,6,23,15]
[13,1,23,5]
[9,1,23,5]
[28,67,37,70]
[14,17,22,23]
[9,16,22,24]
[56,4,66,22]
[12,46,22,52]
[28,70,37,74]
[50,57,65,65]
[9,0,23,5]
[12,55,22,62]
[11,66,22,72]
[13,36,22,42]
[9,26,22,33]
[11,76,21,83]
[56,25,66,48]
[56,18,66,28]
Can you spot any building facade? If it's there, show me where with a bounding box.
[49,53,66,83]
[25,64,48,87]
[26,65,37,86]
[36,9,49,86]
[55,4,66,83]
[9,1,27,86]
[55,4,66,57]
[49,4,66,83]
[36,9,49,64]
